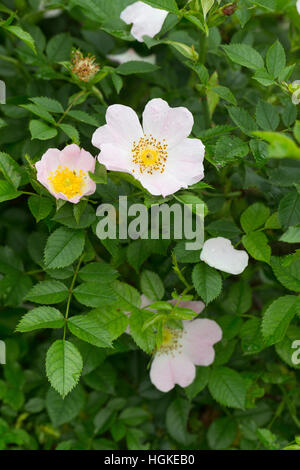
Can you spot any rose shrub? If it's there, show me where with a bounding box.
[0,0,300,451]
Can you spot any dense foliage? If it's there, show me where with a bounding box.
[0,0,300,451]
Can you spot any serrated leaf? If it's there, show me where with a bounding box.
[68,313,112,348]
[192,263,222,303]
[29,120,57,140]
[28,196,53,222]
[16,306,64,332]
[208,366,246,409]
[266,40,286,79]
[46,340,83,398]
[262,295,300,346]
[222,44,264,70]
[140,270,164,301]
[242,231,271,263]
[44,227,85,269]
[0,152,22,189]
[0,180,21,203]
[240,203,270,233]
[116,61,159,75]
[73,282,117,307]
[30,97,64,114]
[26,280,69,304]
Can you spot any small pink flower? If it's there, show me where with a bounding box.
[120,1,168,43]
[150,319,222,392]
[35,144,96,204]
[92,98,205,197]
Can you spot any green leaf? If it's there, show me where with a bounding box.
[208,366,246,409]
[4,25,36,53]
[253,131,300,160]
[185,367,210,400]
[73,282,117,307]
[278,192,300,228]
[46,33,72,62]
[46,340,83,398]
[166,398,192,445]
[211,86,237,105]
[0,180,21,203]
[68,110,99,126]
[240,203,270,233]
[119,407,150,426]
[142,0,178,13]
[116,61,159,75]
[140,270,164,301]
[214,135,249,167]
[271,256,300,292]
[29,120,57,140]
[59,123,80,144]
[79,262,118,283]
[129,309,156,353]
[227,106,257,136]
[225,281,252,315]
[222,44,264,70]
[280,226,300,243]
[91,307,128,340]
[28,196,53,222]
[68,313,112,348]
[16,306,64,332]
[207,417,238,450]
[192,263,222,303]
[46,386,85,427]
[30,97,64,114]
[262,295,300,346]
[266,40,286,79]
[0,152,22,189]
[44,227,85,269]
[26,280,69,304]
[242,231,271,263]
[256,100,279,131]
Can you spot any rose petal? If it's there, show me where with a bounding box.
[92,104,143,151]
[107,48,156,65]
[120,1,168,43]
[200,237,249,275]
[182,319,222,366]
[150,353,195,392]
[142,98,194,149]
[166,138,205,186]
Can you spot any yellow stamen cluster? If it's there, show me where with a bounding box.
[131,134,168,175]
[158,328,185,357]
[49,166,85,199]
[71,50,100,82]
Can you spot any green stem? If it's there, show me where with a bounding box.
[63,254,84,340]
[57,90,87,125]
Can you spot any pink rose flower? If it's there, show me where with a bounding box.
[92,98,205,197]
[150,318,222,392]
[35,144,96,204]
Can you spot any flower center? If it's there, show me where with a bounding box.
[49,166,85,199]
[131,134,168,175]
[158,328,184,356]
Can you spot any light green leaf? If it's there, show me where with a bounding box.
[262,295,300,346]
[46,340,83,398]
[68,313,112,348]
[44,227,85,269]
[26,280,69,304]
[192,263,222,303]
[16,306,64,332]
